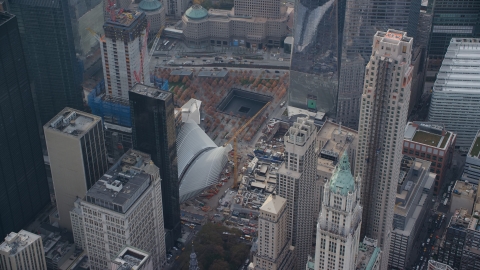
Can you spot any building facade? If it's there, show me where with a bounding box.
[336,0,421,129]
[277,117,317,269]
[288,0,344,116]
[450,181,476,214]
[7,0,87,125]
[0,12,50,238]
[181,4,290,49]
[0,230,47,270]
[129,84,181,250]
[428,38,480,149]
[427,0,480,72]
[70,198,86,250]
[460,216,480,270]
[81,149,166,270]
[44,108,109,231]
[389,157,435,269]
[436,209,470,269]
[251,194,295,270]
[314,152,362,270]
[354,30,413,269]
[462,130,480,184]
[102,11,149,100]
[403,122,456,194]
[131,0,166,39]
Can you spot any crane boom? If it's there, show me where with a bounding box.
[224,101,270,189]
[146,26,165,70]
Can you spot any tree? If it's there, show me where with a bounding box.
[208,260,229,270]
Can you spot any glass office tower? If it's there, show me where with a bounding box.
[288,0,346,117]
[129,84,181,251]
[336,0,421,129]
[0,12,50,237]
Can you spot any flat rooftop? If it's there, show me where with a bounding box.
[112,246,150,270]
[404,122,452,149]
[198,70,228,78]
[356,237,381,270]
[45,108,99,137]
[0,11,13,26]
[105,10,145,28]
[452,180,476,200]
[317,121,357,163]
[130,83,171,101]
[85,149,156,214]
[469,132,480,157]
[0,230,41,255]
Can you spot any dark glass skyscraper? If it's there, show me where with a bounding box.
[129,84,181,250]
[288,0,345,117]
[8,0,84,125]
[336,0,421,129]
[0,12,50,237]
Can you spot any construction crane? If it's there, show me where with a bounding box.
[86,28,104,43]
[223,101,271,189]
[134,21,150,83]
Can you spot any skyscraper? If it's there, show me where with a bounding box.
[251,194,295,270]
[8,0,87,125]
[0,230,47,270]
[354,30,413,268]
[336,0,421,129]
[314,152,362,270]
[288,0,345,116]
[129,83,181,250]
[44,108,109,230]
[277,117,317,269]
[0,12,50,238]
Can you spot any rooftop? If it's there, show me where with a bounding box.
[85,149,157,214]
[197,70,229,78]
[329,152,355,196]
[260,194,286,215]
[468,131,480,158]
[0,230,41,256]
[404,122,453,149]
[317,121,357,165]
[45,108,99,137]
[185,4,208,19]
[138,0,162,11]
[452,180,477,201]
[105,9,145,28]
[0,11,13,26]
[112,246,151,270]
[356,237,381,270]
[130,83,171,101]
[448,208,472,229]
[375,29,412,44]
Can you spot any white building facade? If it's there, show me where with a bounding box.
[354,29,413,269]
[428,38,480,149]
[314,152,362,270]
[277,117,317,269]
[81,150,166,270]
[0,230,47,270]
[251,194,295,270]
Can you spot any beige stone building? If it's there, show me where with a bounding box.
[181,3,291,48]
[130,0,166,39]
[0,230,47,270]
[44,108,109,231]
[251,194,295,270]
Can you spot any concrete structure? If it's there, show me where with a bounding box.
[277,117,317,269]
[316,121,358,217]
[44,108,109,231]
[354,29,413,269]
[451,180,477,215]
[70,198,86,250]
[314,152,362,270]
[251,194,295,270]
[403,122,456,194]
[462,130,480,184]
[80,149,166,270]
[428,260,454,270]
[0,230,47,270]
[460,216,480,270]
[336,0,421,129]
[0,12,50,238]
[181,4,291,48]
[43,234,76,270]
[181,98,201,125]
[437,209,471,269]
[129,84,181,250]
[355,237,382,270]
[130,0,166,39]
[428,38,480,149]
[109,246,153,270]
[389,157,435,269]
[177,120,231,202]
[102,11,149,100]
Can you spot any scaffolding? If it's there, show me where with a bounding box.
[88,81,132,127]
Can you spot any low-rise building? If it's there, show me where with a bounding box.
[462,130,480,184]
[451,180,477,214]
[403,122,456,195]
[389,157,435,269]
[355,237,382,270]
[0,230,47,270]
[110,246,153,270]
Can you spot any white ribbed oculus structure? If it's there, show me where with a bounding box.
[177,120,231,202]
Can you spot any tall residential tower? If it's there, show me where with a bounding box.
[277,117,317,269]
[354,30,413,268]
